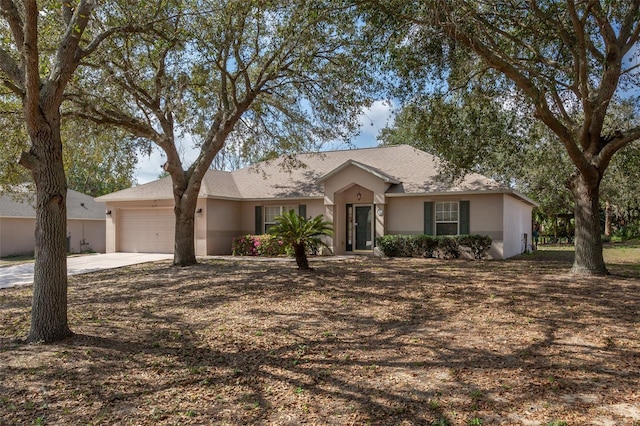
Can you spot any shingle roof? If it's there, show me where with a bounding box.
[0,187,106,220]
[96,144,534,204]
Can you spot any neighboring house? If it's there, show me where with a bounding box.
[0,187,106,257]
[97,145,537,259]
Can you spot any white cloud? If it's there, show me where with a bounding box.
[357,100,396,138]
[330,99,397,150]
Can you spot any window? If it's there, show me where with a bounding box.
[435,201,459,235]
[264,205,297,232]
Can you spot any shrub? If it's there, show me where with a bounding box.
[457,235,493,259]
[268,211,333,269]
[377,235,416,257]
[376,235,402,257]
[436,236,460,259]
[613,222,640,240]
[412,235,439,258]
[377,234,462,259]
[232,234,286,256]
[377,234,491,260]
[396,235,415,257]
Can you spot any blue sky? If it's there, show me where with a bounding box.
[134,100,396,184]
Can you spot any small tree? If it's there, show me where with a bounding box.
[269,210,333,270]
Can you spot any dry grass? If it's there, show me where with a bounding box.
[1,247,639,425]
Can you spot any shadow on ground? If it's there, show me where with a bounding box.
[1,255,639,425]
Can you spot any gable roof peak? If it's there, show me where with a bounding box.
[318,159,401,184]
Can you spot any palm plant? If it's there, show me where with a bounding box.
[268,210,333,270]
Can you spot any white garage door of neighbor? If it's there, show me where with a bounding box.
[118,208,175,253]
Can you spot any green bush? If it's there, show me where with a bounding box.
[379,234,493,260]
[377,235,423,257]
[457,235,493,259]
[397,235,416,257]
[231,234,286,256]
[436,236,460,259]
[377,235,405,257]
[612,222,640,240]
[412,235,439,258]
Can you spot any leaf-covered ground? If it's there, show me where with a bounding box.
[1,247,639,425]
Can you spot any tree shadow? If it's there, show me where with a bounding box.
[0,257,638,424]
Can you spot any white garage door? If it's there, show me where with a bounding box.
[117,208,175,253]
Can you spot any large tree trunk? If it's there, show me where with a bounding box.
[568,172,608,276]
[23,122,73,343]
[172,185,198,267]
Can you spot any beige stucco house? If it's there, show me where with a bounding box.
[0,187,106,257]
[97,145,536,259]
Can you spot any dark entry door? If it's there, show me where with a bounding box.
[355,205,372,251]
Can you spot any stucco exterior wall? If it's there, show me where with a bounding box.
[323,165,387,206]
[67,220,106,253]
[0,218,35,257]
[502,194,533,259]
[385,194,510,259]
[385,197,424,235]
[0,217,105,257]
[205,199,241,255]
[303,199,326,219]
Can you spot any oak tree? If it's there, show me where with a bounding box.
[71,0,374,266]
[0,0,151,342]
[368,0,640,275]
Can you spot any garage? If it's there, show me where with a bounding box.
[117,208,175,253]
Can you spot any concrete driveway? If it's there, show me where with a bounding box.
[0,253,173,289]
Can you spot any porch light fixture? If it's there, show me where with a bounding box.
[105,210,112,216]
[356,192,361,201]
[196,208,203,214]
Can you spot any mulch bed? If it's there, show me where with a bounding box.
[1,254,639,425]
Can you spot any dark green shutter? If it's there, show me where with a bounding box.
[298,204,306,219]
[255,205,262,234]
[346,204,353,251]
[459,201,470,235]
[423,202,434,235]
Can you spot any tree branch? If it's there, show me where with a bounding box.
[0,0,25,51]
[46,0,96,106]
[0,47,24,91]
[23,0,40,129]
[599,126,640,166]
[62,1,74,25]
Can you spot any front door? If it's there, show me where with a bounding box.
[354,205,373,251]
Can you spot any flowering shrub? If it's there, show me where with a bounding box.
[232,234,286,256]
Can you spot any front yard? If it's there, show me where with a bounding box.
[1,246,639,425]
